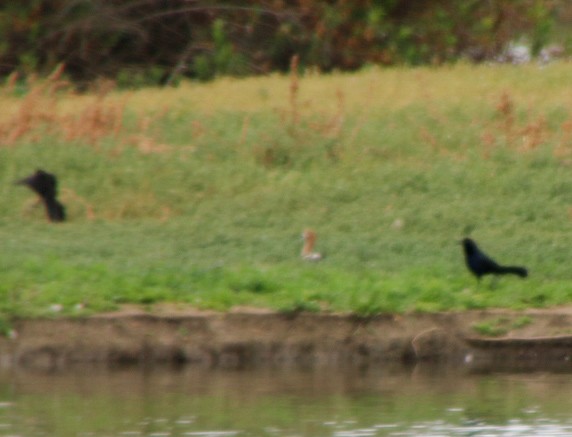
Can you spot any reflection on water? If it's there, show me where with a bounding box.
[0,364,570,436]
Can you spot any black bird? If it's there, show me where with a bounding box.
[461,238,528,280]
[16,169,66,222]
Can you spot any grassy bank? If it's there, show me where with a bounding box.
[1,64,572,318]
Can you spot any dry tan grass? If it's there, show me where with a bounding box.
[3,62,572,162]
[0,67,128,147]
[5,63,572,118]
[118,63,572,115]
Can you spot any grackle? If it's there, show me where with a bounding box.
[16,169,66,222]
[461,238,527,280]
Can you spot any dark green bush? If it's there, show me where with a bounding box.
[0,0,563,85]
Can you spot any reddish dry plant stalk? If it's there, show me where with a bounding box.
[492,92,552,153]
[60,97,126,147]
[553,119,572,159]
[0,65,134,149]
[289,54,300,126]
[480,131,496,159]
[519,116,546,151]
[496,91,515,139]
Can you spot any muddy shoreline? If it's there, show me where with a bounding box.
[4,306,572,372]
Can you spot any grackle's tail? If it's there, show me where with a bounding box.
[498,265,528,278]
[45,198,66,222]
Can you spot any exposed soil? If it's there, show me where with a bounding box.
[4,305,572,372]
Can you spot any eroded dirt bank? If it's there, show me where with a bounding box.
[4,306,572,371]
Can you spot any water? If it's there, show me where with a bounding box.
[0,365,571,436]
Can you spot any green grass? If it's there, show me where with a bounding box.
[1,63,572,317]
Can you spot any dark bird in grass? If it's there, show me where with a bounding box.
[461,238,528,280]
[16,169,66,222]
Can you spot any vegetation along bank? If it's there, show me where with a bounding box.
[0,62,572,366]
